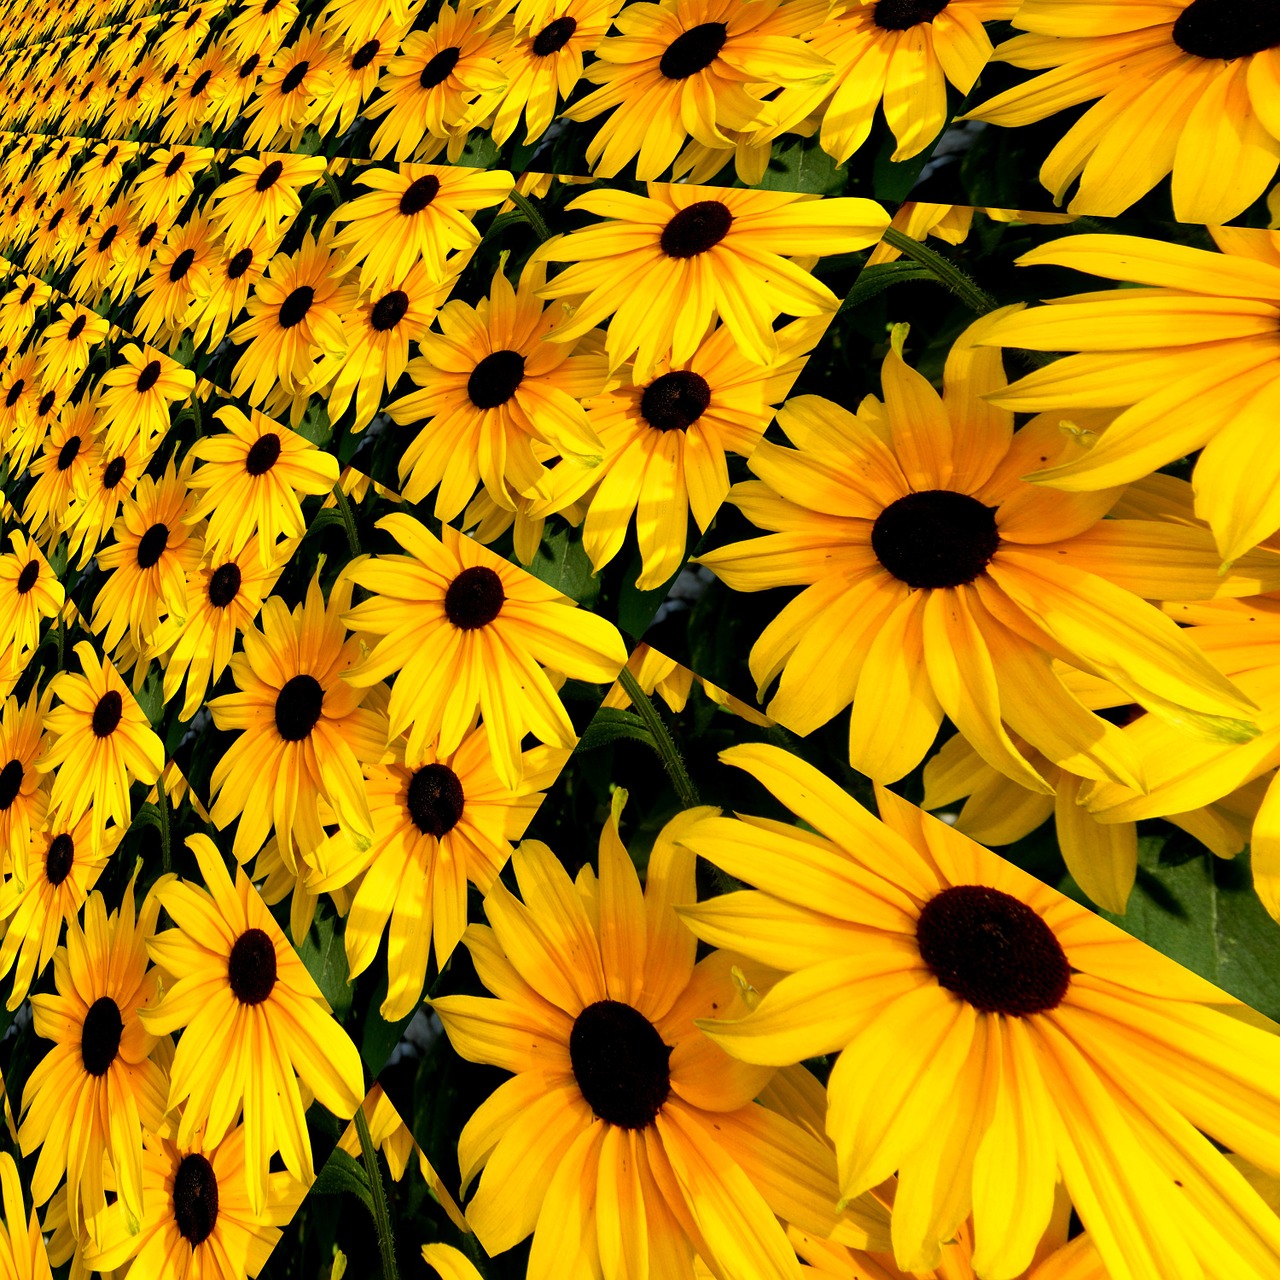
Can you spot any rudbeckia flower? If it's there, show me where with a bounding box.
[979,229,1280,565]
[80,1120,307,1278]
[132,214,219,348]
[20,404,101,547]
[63,433,151,572]
[127,145,214,226]
[140,834,365,1213]
[36,641,164,850]
[965,0,1280,222]
[432,800,887,1280]
[0,532,63,675]
[207,571,386,863]
[183,404,340,569]
[386,261,607,521]
[94,342,195,456]
[191,226,277,354]
[18,871,168,1242]
[532,183,890,380]
[0,686,51,866]
[697,317,1280,790]
[310,726,562,1021]
[242,22,340,148]
[562,0,833,181]
[341,514,627,789]
[677,743,1280,1280]
[209,152,328,247]
[33,303,108,391]
[222,0,298,59]
[162,44,233,142]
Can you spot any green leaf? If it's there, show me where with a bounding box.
[311,1148,374,1213]
[618,558,677,639]
[299,906,353,1020]
[360,971,416,1076]
[576,707,656,754]
[526,525,600,605]
[840,261,936,313]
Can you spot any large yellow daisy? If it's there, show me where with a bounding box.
[0,686,51,866]
[0,532,63,679]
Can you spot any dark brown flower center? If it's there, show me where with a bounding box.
[227,926,277,1004]
[125,75,143,99]
[5,378,24,407]
[207,562,242,608]
[169,247,196,282]
[45,832,74,884]
[274,673,323,741]
[640,370,711,431]
[164,151,186,177]
[399,174,440,215]
[57,435,82,470]
[570,999,672,1129]
[103,456,127,489]
[406,762,465,837]
[172,1153,219,1245]
[873,0,949,30]
[660,200,732,258]
[104,144,119,164]
[0,758,22,809]
[92,690,124,737]
[139,222,159,248]
[660,21,727,77]
[351,38,380,70]
[47,208,63,231]
[255,159,283,192]
[467,349,525,409]
[136,360,162,392]
[136,522,170,568]
[443,565,504,629]
[68,314,87,339]
[81,996,123,1076]
[190,68,213,96]
[239,53,260,78]
[533,15,577,55]
[916,885,1071,1016]
[419,46,460,88]
[37,391,55,416]
[370,290,409,331]
[245,432,281,475]
[870,489,1000,589]
[227,247,254,279]
[280,60,309,94]
[1172,0,1280,59]
[16,560,39,593]
[19,283,34,303]
[278,285,313,328]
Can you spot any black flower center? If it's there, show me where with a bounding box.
[136,360,162,392]
[227,247,254,279]
[659,200,733,258]
[533,15,577,55]
[104,144,119,164]
[164,151,186,177]
[406,762,465,837]
[274,674,323,741]
[370,290,409,331]
[569,999,672,1129]
[78,206,97,229]
[47,208,64,232]
[1097,703,1146,727]
[278,285,313,328]
[351,38,380,70]
[419,46,460,88]
[57,435,82,470]
[1172,0,1280,59]
[467,349,525,409]
[444,565,504,629]
[190,68,213,96]
[19,284,34,304]
[399,174,440,215]
[255,159,283,192]
[80,996,123,1076]
[659,21,727,78]
[139,222,159,248]
[280,60,309,94]
[45,832,74,884]
[245,432,281,475]
[870,489,1000,589]
[5,378,24,406]
[68,314,87,339]
[16,559,39,594]
[169,247,196,282]
[103,456,127,489]
[92,690,123,737]
[207,562,242,608]
[172,1153,219,1245]
[227,926,277,1004]
[126,75,143,99]
[640,370,711,431]
[184,8,202,30]
[916,885,1071,1016]
[37,391,55,416]
[239,53,260,78]
[873,0,950,30]
[136,522,170,568]
[0,758,22,808]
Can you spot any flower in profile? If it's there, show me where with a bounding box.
[18,870,168,1242]
[386,261,607,522]
[94,342,196,456]
[140,834,366,1213]
[0,1152,53,1280]
[209,152,328,247]
[979,229,1280,565]
[677,743,1280,1279]
[184,405,340,569]
[562,0,833,181]
[311,726,561,1021]
[432,800,886,1279]
[697,317,1280,789]
[0,532,63,676]
[37,641,164,849]
[341,515,627,789]
[81,1120,307,1278]
[965,0,1280,222]
[532,183,889,379]
[208,572,386,863]
[0,687,51,866]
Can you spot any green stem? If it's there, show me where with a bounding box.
[617,666,700,809]
[462,1234,498,1280]
[332,481,361,557]
[880,227,998,314]
[157,781,171,875]
[354,1106,399,1280]
[507,188,552,244]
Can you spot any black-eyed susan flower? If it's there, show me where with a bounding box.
[532,183,889,379]
[161,44,232,142]
[0,533,63,677]
[0,276,51,348]
[33,303,108,392]
[562,0,833,181]
[697,317,1280,790]
[331,161,513,295]
[314,9,409,137]
[342,515,627,789]
[242,22,340,149]
[69,204,132,307]
[966,0,1280,222]
[63,433,151,572]
[677,743,1280,1280]
[433,801,886,1279]
[209,152,327,248]
[73,140,138,208]
[191,226,277,354]
[132,214,219,349]
[95,343,195,456]
[222,0,298,59]
[0,1151,52,1280]
[37,641,164,849]
[228,225,356,408]
[80,1120,306,1278]
[980,229,1280,566]
[139,834,366,1213]
[311,727,562,1022]
[184,404,340,569]
[128,145,214,226]
[18,870,168,1242]
[0,687,50,868]
[208,572,386,863]
[386,261,607,521]
[205,41,270,137]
